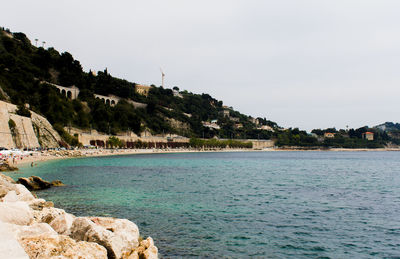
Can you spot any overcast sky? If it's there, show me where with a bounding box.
[2,0,400,131]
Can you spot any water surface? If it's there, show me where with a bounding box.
[14,151,400,258]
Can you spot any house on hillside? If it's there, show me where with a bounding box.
[173,89,183,98]
[324,132,335,138]
[257,125,274,132]
[362,132,374,141]
[234,123,243,129]
[202,121,220,130]
[220,109,230,118]
[249,117,260,125]
[135,84,152,96]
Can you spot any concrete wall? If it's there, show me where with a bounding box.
[250,140,275,149]
[43,82,80,100]
[94,94,120,106]
[217,138,275,149]
[67,127,189,146]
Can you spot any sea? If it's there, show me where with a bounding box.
[12,151,400,258]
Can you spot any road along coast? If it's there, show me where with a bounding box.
[0,172,158,259]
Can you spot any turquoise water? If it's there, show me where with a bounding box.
[12,151,400,258]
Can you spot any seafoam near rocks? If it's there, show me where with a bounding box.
[0,173,158,259]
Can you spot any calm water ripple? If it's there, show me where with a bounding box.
[11,151,400,258]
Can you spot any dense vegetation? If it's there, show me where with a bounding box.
[189,138,253,149]
[275,126,390,148]
[0,27,272,140]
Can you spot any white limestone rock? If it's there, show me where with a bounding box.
[5,222,57,240]
[130,237,158,259]
[28,198,54,211]
[35,207,75,235]
[3,190,18,202]
[143,244,158,259]
[70,217,140,259]
[0,201,33,225]
[14,184,35,201]
[141,236,155,249]
[3,186,35,204]
[49,211,75,235]
[0,174,17,198]
[0,221,29,259]
[89,216,140,248]
[19,234,107,259]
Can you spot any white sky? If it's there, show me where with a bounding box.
[2,0,400,131]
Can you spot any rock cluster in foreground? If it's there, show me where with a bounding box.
[0,173,158,259]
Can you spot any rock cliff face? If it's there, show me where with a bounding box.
[0,173,158,259]
[0,101,61,149]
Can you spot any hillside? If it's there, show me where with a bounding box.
[2,26,400,150]
[0,27,278,145]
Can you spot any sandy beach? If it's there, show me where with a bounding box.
[8,148,256,168]
[4,146,398,170]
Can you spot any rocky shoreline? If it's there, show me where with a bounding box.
[0,173,158,259]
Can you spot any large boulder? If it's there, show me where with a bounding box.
[14,184,36,201]
[3,190,18,202]
[0,221,29,259]
[36,207,75,235]
[3,186,35,203]
[70,217,140,259]
[0,201,33,225]
[0,173,16,184]
[20,234,107,259]
[0,173,17,198]
[89,217,140,247]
